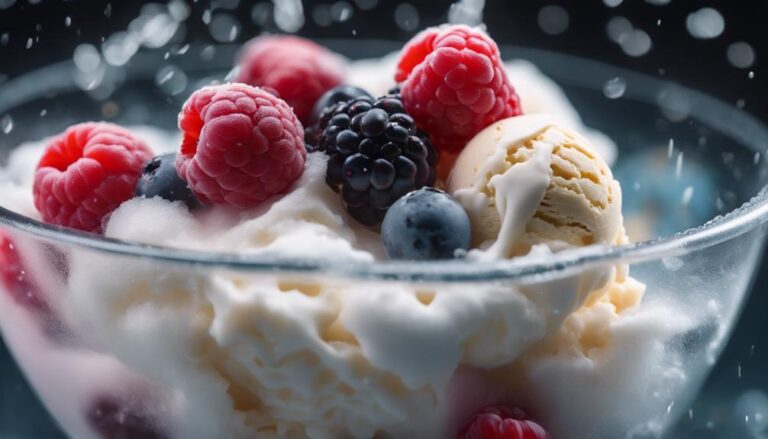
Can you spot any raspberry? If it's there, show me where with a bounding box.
[396,25,523,153]
[459,406,550,439]
[235,35,346,124]
[0,231,67,339]
[0,232,49,316]
[33,123,154,233]
[176,83,306,209]
[318,90,437,226]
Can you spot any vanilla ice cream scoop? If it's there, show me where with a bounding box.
[448,115,622,258]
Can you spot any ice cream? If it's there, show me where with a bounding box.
[0,32,692,439]
[448,115,623,259]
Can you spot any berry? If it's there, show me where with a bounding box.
[235,35,346,124]
[135,153,200,209]
[33,123,154,233]
[0,232,49,316]
[396,25,523,153]
[176,83,307,209]
[381,188,470,260]
[309,85,373,128]
[305,85,373,148]
[459,406,550,439]
[87,395,167,439]
[0,231,66,338]
[318,91,438,226]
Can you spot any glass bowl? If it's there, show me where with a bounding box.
[0,41,767,439]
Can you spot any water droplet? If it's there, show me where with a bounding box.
[663,256,684,271]
[735,390,768,433]
[209,13,240,42]
[168,0,191,21]
[727,42,756,69]
[754,152,761,165]
[603,77,626,99]
[603,0,622,7]
[681,186,694,207]
[74,44,101,72]
[0,33,8,46]
[202,9,212,24]
[312,4,332,26]
[102,32,140,66]
[667,401,675,416]
[172,44,190,56]
[394,3,419,31]
[538,5,570,36]
[607,16,632,43]
[200,45,216,61]
[330,1,353,22]
[104,3,112,17]
[156,65,188,96]
[620,29,652,57]
[39,108,47,117]
[748,71,755,79]
[133,12,179,48]
[675,152,684,179]
[0,0,16,9]
[658,86,691,122]
[353,0,378,10]
[252,3,272,25]
[668,138,675,157]
[686,7,725,40]
[25,37,33,49]
[1,115,13,134]
[449,0,485,26]
[273,0,304,32]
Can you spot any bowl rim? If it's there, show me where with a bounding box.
[1,41,767,282]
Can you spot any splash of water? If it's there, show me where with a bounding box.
[273,0,305,33]
[448,0,485,27]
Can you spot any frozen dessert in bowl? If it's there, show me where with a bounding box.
[0,24,767,439]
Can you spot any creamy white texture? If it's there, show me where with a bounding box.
[0,59,686,439]
[449,115,623,258]
[451,115,556,259]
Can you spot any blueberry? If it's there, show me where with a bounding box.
[135,153,200,209]
[310,85,373,126]
[381,188,471,260]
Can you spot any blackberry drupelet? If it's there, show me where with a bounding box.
[318,92,438,226]
[305,85,373,148]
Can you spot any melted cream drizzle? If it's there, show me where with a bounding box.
[453,115,556,260]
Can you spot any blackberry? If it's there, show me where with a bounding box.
[319,92,438,226]
[305,85,372,149]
